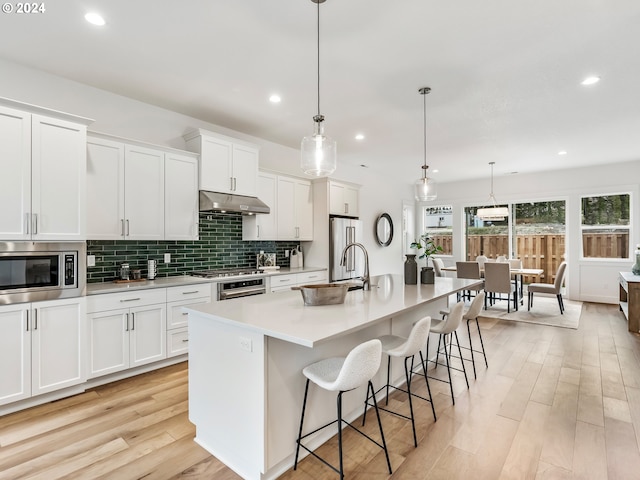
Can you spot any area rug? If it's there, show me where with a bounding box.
[479,294,582,329]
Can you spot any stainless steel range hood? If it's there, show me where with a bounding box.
[199,191,270,215]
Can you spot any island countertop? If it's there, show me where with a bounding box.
[185,274,482,348]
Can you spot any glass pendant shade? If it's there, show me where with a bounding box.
[477,162,508,220]
[301,118,337,177]
[415,175,437,201]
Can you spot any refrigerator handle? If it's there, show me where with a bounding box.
[347,226,355,271]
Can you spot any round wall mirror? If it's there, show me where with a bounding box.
[375,213,394,246]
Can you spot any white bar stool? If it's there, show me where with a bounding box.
[425,301,469,405]
[293,339,392,479]
[440,291,488,379]
[364,316,436,447]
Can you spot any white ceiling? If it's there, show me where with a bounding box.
[2,0,640,184]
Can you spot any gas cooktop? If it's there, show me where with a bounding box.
[190,268,265,279]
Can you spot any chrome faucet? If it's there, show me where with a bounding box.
[340,242,370,290]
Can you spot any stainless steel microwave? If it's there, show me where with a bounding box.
[0,242,86,304]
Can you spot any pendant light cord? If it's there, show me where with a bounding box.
[316,0,321,117]
[423,90,427,178]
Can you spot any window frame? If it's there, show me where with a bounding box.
[579,191,632,262]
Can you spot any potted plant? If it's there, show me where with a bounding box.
[410,234,443,284]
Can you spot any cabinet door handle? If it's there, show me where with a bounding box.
[257,225,260,238]
[131,312,135,330]
[33,214,38,234]
[344,203,348,214]
[25,213,30,234]
[120,298,141,302]
[33,309,38,330]
[126,219,130,236]
[182,312,189,316]
[125,313,129,332]
[182,291,200,295]
[295,227,300,238]
[182,339,189,343]
[121,219,125,236]
[26,310,29,331]
[233,177,237,191]
[230,177,234,191]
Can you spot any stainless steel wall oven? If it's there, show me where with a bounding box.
[0,242,86,304]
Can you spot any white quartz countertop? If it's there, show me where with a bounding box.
[85,266,327,295]
[185,274,482,348]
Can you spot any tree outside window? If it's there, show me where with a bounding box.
[581,194,630,259]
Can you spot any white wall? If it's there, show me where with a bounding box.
[0,58,413,277]
[418,162,640,304]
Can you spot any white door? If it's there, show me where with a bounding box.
[256,172,277,239]
[329,182,346,216]
[165,152,199,240]
[129,304,166,368]
[277,176,296,239]
[343,185,359,217]
[88,308,130,378]
[200,136,233,193]
[87,137,126,239]
[231,144,258,197]
[31,298,85,396]
[0,105,31,240]
[31,114,87,240]
[0,304,31,405]
[124,145,165,240]
[295,180,313,240]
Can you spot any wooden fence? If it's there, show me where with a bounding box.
[431,232,627,284]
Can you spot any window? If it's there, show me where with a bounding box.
[421,205,452,255]
[581,194,630,259]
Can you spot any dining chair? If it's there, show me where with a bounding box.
[496,255,508,263]
[483,262,518,312]
[432,258,445,278]
[456,261,483,300]
[475,255,488,270]
[508,258,524,301]
[528,261,567,314]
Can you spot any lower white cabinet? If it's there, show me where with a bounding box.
[269,271,327,293]
[166,284,212,358]
[0,298,85,407]
[87,290,167,378]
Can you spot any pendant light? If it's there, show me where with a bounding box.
[414,87,437,201]
[301,0,337,177]
[477,162,509,221]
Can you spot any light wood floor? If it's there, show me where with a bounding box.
[1,302,639,479]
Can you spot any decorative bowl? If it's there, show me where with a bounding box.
[291,283,350,306]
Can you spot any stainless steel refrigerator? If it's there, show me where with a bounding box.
[330,217,364,282]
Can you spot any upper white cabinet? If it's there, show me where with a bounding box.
[165,152,199,240]
[0,101,91,241]
[87,133,198,240]
[329,180,359,217]
[277,176,313,241]
[0,297,85,407]
[243,173,313,241]
[242,172,277,240]
[184,129,259,197]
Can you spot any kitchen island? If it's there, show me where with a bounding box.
[185,274,482,480]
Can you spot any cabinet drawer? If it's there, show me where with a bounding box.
[166,284,212,303]
[87,289,167,313]
[167,327,189,358]
[168,299,210,329]
[271,274,297,286]
[297,271,327,285]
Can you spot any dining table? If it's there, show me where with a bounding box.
[441,263,544,303]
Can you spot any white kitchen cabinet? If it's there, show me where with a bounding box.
[329,180,359,217]
[87,290,166,378]
[166,284,212,358]
[243,172,277,240]
[277,176,313,240]
[0,298,85,406]
[269,271,327,293]
[124,144,165,240]
[165,152,199,240]
[184,129,259,197]
[88,133,197,240]
[0,102,90,241]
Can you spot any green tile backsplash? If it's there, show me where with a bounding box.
[87,213,301,283]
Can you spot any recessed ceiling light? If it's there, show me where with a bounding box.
[558,150,568,155]
[581,76,600,86]
[269,94,281,103]
[432,169,439,173]
[355,134,365,141]
[85,12,106,26]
